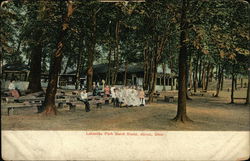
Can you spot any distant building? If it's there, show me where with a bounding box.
[2,63,177,91]
[61,63,176,91]
[95,63,176,91]
[2,63,30,81]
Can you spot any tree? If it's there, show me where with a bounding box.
[246,55,250,105]
[86,7,99,92]
[1,1,24,77]
[27,1,46,93]
[230,63,236,104]
[172,0,192,122]
[43,0,74,115]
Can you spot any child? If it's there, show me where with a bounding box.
[112,88,117,107]
[104,85,111,97]
[138,88,145,106]
[8,80,20,98]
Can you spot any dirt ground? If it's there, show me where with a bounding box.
[1,82,249,131]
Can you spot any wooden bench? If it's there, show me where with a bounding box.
[37,101,76,112]
[89,96,106,108]
[65,102,76,111]
[64,95,78,102]
[55,98,76,111]
[1,97,15,103]
[57,91,65,95]
[155,93,160,98]
[72,91,78,95]
[144,96,157,102]
[19,97,45,103]
[57,99,67,108]
[89,100,104,109]
[2,97,44,103]
[56,95,66,99]
[76,95,108,109]
[6,103,42,115]
[144,92,160,102]
[103,96,112,104]
[7,105,33,115]
[164,96,175,103]
[234,98,246,100]
[190,92,204,96]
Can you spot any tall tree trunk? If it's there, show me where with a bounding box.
[27,1,45,93]
[172,77,175,90]
[186,50,192,100]
[198,58,202,88]
[111,21,120,85]
[143,55,148,90]
[111,49,117,85]
[106,46,112,85]
[220,73,224,91]
[75,37,84,90]
[86,11,97,92]
[27,38,43,93]
[170,63,174,91]
[148,35,167,103]
[43,0,74,115]
[214,65,221,97]
[193,56,198,92]
[63,57,71,74]
[246,56,250,105]
[143,42,149,90]
[124,60,128,86]
[0,45,3,79]
[240,78,243,88]
[201,63,206,90]
[148,56,154,103]
[86,42,94,92]
[162,63,166,91]
[204,63,211,91]
[209,65,213,82]
[168,39,174,91]
[220,66,224,91]
[15,36,23,54]
[170,59,174,91]
[230,66,235,104]
[246,76,250,105]
[148,55,157,103]
[27,13,44,93]
[234,75,237,91]
[173,0,191,122]
[41,47,47,74]
[189,58,193,90]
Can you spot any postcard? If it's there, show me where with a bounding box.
[1,0,249,160]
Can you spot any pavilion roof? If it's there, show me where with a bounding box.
[3,63,30,72]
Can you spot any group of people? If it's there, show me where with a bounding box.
[104,85,146,108]
[79,85,146,112]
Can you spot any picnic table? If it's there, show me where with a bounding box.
[190,91,204,96]
[2,103,42,115]
[164,96,175,103]
[86,95,108,108]
[17,97,45,103]
[1,96,45,103]
[233,97,246,100]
